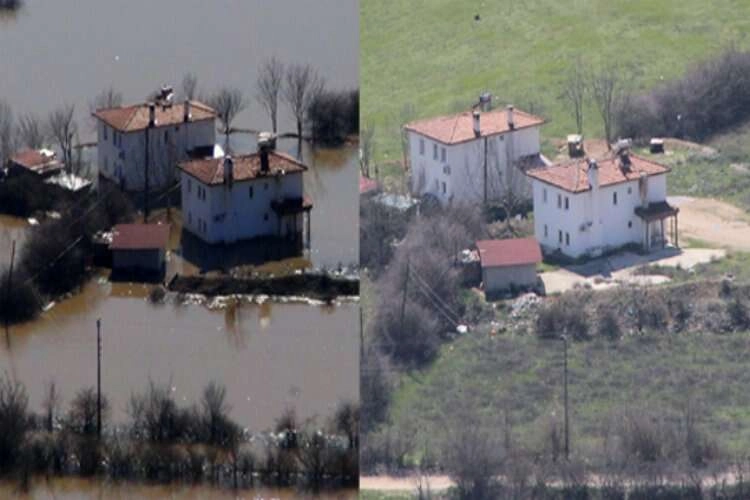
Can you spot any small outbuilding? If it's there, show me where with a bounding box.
[476,237,542,294]
[8,149,64,178]
[109,223,170,281]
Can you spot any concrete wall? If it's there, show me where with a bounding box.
[181,171,305,245]
[483,264,537,293]
[98,117,216,191]
[112,248,164,272]
[408,125,540,206]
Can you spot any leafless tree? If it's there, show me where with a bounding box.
[47,104,78,171]
[0,100,15,166]
[42,380,60,432]
[67,386,109,436]
[91,86,123,112]
[561,58,587,135]
[360,124,375,177]
[209,87,247,151]
[283,63,324,140]
[181,72,199,100]
[16,113,46,149]
[256,57,285,133]
[201,381,239,449]
[590,64,623,147]
[0,373,29,473]
[399,103,416,183]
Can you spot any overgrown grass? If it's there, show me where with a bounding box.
[359,491,416,500]
[386,329,750,466]
[361,0,750,184]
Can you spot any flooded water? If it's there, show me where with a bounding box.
[0,276,358,429]
[0,478,357,499]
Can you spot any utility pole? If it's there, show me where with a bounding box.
[4,240,16,340]
[399,255,410,334]
[483,136,488,206]
[97,318,102,439]
[144,126,150,222]
[562,334,569,460]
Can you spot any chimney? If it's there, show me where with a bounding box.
[587,158,599,191]
[479,92,492,112]
[223,156,234,185]
[183,100,191,122]
[473,110,481,138]
[507,104,515,130]
[148,103,156,128]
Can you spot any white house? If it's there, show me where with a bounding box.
[526,148,678,259]
[404,97,546,206]
[93,87,217,192]
[177,143,312,246]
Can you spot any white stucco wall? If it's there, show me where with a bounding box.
[532,173,668,258]
[181,171,304,245]
[408,125,540,206]
[98,118,216,192]
[483,264,538,293]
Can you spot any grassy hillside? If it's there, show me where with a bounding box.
[361,0,750,180]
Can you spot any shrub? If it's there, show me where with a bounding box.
[596,307,622,340]
[0,374,30,473]
[536,293,590,340]
[67,387,109,436]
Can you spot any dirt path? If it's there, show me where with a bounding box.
[669,196,750,251]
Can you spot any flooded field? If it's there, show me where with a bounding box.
[0,274,358,428]
[0,478,357,499]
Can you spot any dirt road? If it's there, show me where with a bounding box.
[669,196,750,251]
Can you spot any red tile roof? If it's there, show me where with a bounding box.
[110,224,170,250]
[178,151,307,185]
[359,175,379,194]
[93,100,216,132]
[404,107,545,145]
[525,153,670,193]
[476,238,542,268]
[10,149,63,174]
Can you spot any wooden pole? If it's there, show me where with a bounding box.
[562,335,569,461]
[399,255,410,334]
[144,126,150,222]
[5,240,16,340]
[97,318,102,439]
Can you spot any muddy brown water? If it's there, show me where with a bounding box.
[0,478,357,499]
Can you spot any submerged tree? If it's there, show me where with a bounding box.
[181,72,199,100]
[283,63,324,140]
[0,374,29,473]
[47,104,78,171]
[256,57,285,133]
[209,87,247,152]
[16,113,46,149]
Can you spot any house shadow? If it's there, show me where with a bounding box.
[563,246,684,278]
[177,229,305,273]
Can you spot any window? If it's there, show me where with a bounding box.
[543,188,547,203]
[112,131,117,145]
[264,182,268,190]
[442,182,447,194]
[558,230,563,244]
[164,130,169,144]
[249,186,254,198]
[544,224,548,238]
[613,192,618,205]
[627,186,632,195]
[419,139,425,155]
[103,126,108,141]
[557,194,562,209]
[565,232,570,246]
[441,147,446,162]
[103,157,108,172]
[433,143,438,160]
[187,179,191,193]
[264,213,269,221]
[188,212,192,225]
[628,220,633,228]
[564,197,569,210]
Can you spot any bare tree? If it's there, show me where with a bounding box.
[16,113,46,149]
[283,63,323,140]
[47,104,77,171]
[181,72,199,100]
[590,64,623,146]
[561,58,587,135]
[0,373,29,473]
[91,86,123,112]
[41,380,60,432]
[360,124,375,177]
[68,386,109,436]
[256,57,285,133]
[209,87,247,151]
[0,100,14,166]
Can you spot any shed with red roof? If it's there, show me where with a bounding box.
[476,237,542,293]
[109,223,170,279]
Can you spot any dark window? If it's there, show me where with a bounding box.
[433,143,438,160]
[628,220,633,228]
[264,213,269,221]
[543,189,547,203]
[187,179,191,193]
[442,182,446,194]
[249,186,254,198]
[613,192,618,205]
[565,232,570,246]
[558,230,563,244]
[441,147,446,162]
[544,224,548,237]
[419,139,425,155]
[103,126,108,141]
[557,194,562,209]
[564,197,569,210]
[264,182,268,190]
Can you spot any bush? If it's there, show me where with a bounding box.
[67,387,109,436]
[0,374,30,474]
[308,88,359,145]
[596,306,622,340]
[536,293,590,340]
[0,269,40,324]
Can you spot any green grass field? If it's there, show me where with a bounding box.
[361,0,750,184]
[386,328,750,464]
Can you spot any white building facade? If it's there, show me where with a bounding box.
[527,152,678,259]
[178,149,311,245]
[405,102,546,206]
[93,91,217,192]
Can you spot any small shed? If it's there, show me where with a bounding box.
[8,149,64,178]
[109,223,170,280]
[476,237,542,294]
